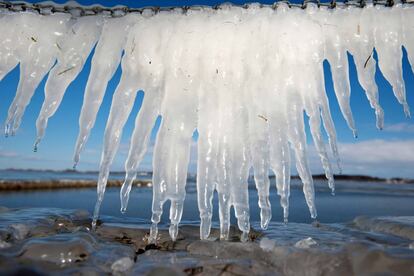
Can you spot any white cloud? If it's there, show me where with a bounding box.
[307,139,414,178]
[2,138,413,179]
[126,139,414,178]
[384,122,414,133]
[0,150,20,158]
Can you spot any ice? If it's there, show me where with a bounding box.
[34,15,103,150]
[93,12,160,230]
[402,4,414,74]
[0,13,19,85]
[73,15,137,168]
[375,4,410,117]
[4,13,70,136]
[1,3,413,242]
[344,5,385,130]
[319,7,357,137]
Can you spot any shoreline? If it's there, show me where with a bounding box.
[0,179,152,191]
[1,176,413,192]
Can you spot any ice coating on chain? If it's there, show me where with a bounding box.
[1,3,413,242]
[34,16,103,151]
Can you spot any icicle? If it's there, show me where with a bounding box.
[345,5,384,130]
[120,10,184,214]
[196,103,219,240]
[4,13,70,136]
[375,4,410,117]
[288,95,317,219]
[319,7,357,137]
[281,5,318,218]
[304,4,339,186]
[227,12,251,243]
[267,3,292,224]
[120,90,160,213]
[91,14,149,229]
[269,112,291,224]
[73,15,137,168]
[34,16,103,151]
[150,9,202,242]
[244,5,273,230]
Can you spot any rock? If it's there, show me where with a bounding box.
[0,241,11,249]
[259,237,276,252]
[294,237,318,249]
[111,257,134,273]
[146,267,185,276]
[19,233,95,265]
[91,243,135,273]
[8,223,30,240]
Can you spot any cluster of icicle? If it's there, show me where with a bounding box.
[0,1,412,242]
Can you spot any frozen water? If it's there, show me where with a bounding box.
[1,3,413,241]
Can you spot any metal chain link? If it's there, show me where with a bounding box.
[0,0,412,17]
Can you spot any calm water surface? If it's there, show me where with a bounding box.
[1,174,413,225]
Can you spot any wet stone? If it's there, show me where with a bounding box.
[18,233,96,265]
[0,207,414,275]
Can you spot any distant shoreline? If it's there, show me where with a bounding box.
[0,169,413,191]
[0,179,152,191]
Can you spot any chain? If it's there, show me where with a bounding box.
[0,0,412,17]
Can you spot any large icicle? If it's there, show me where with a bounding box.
[1,2,413,242]
[345,5,385,130]
[320,6,357,137]
[92,11,163,229]
[375,4,410,117]
[149,10,199,242]
[244,5,273,231]
[120,10,177,214]
[34,16,103,150]
[73,15,137,168]
[4,13,70,136]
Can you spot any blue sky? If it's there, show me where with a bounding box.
[0,0,413,178]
